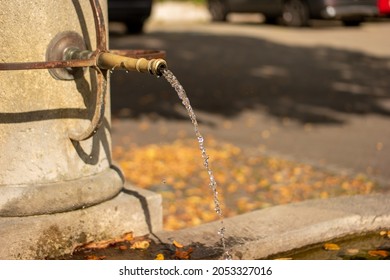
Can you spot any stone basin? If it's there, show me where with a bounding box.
[151,192,390,260]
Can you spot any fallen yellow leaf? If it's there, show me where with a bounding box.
[86,255,106,260]
[155,253,165,260]
[323,243,340,251]
[131,240,150,250]
[173,240,184,248]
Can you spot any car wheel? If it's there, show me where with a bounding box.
[342,18,363,27]
[282,0,309,27]
[263,14,278,25]
[125,21,145,34]
[208,0,228,22]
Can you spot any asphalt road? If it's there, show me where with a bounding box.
[109,7,390,187]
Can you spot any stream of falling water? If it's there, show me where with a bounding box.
[162,69,231,260]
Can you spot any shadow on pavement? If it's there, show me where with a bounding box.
[109,30,390,125]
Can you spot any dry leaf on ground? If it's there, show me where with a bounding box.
[173,240,184,248]
[379,230,390,238]
[113,138,380,230]
[75,232,134,250]
[131,240,150,250]
[368,250,389,257]
[174,247,193,260]
[86,255,106,260]
[323,243,340,251]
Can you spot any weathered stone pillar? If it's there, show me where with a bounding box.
[0,0,162,259]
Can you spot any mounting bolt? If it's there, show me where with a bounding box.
[46,31,87,80]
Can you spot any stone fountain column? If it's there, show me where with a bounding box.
[0,0,161,259]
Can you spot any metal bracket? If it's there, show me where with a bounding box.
[46,31,87,80]
[0,0,165,142]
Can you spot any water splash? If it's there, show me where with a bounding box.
[162,69,231,260]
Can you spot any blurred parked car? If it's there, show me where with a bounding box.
[108,0,153,33]
[378,0,390,15]
[207,0,379,27]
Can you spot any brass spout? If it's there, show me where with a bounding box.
[97,52,167,76]
[63,48,167,76]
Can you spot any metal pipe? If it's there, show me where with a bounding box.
[0,59,96,71]
[62,48,167,76]
[97,52,167,76]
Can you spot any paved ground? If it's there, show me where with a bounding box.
[109,2,390,186]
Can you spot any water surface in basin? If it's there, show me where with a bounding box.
[265,230,390,260]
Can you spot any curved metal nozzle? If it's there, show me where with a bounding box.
[96,52,167,76]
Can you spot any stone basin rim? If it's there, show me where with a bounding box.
[152,192,390,260]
